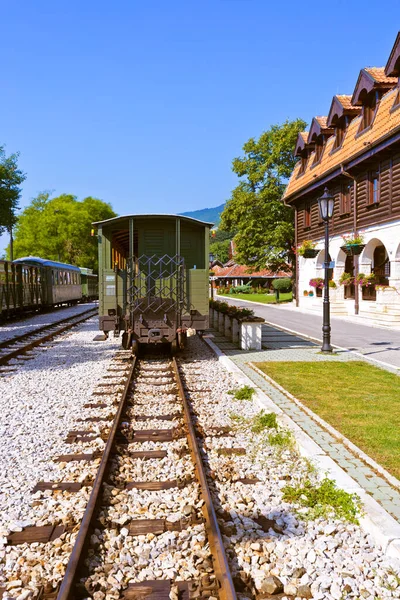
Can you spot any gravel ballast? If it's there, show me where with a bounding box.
[1,330,400,599]
[0,302,98,344]
[0,316,119,530]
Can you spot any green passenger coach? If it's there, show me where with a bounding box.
[93,214,212,353]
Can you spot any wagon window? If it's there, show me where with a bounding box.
[67,272,70,284]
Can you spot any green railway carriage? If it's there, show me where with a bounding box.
[0,257,97,319]
[13,257,82,306]
[94,214,212,352]
[79,267,98,301]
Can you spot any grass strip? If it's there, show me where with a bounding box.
[255,360,400,480]
[217,292,292,304]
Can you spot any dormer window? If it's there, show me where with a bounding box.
[294,132,309,176]
[335,126,344,148]
[361,92,377,130]
[392,87,400,110]
[314,142,323,163]
[298,152,308,175]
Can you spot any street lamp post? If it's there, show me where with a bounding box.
[209,252,215,299]
[317,187,335,353]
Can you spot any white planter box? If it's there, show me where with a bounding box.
[218,312,225,334]
[232,318,240,344]
[213,309,219,329]
[240,321,263,350]
[224,315,232,338]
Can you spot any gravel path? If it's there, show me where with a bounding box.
[0,316,119,531]
[0,302,98,344]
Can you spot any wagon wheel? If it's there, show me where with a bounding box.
[171,340,178,356]
[131,340,139,356]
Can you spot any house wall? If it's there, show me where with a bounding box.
[297,219,400,321]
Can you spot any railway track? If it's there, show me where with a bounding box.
[0,307,98,368]
[0,352,238,600]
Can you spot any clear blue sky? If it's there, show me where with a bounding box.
[1,0,399,250]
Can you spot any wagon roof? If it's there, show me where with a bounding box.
[92,214,214,227]
[13,256,81,271]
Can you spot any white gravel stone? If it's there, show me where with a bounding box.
[0,316,119,530]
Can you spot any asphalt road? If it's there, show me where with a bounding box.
[217,295,400,370]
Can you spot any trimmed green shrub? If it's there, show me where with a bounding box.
[272,278,292,292]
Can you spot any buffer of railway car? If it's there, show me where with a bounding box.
[0,307,98,368]
[93,214,211,355]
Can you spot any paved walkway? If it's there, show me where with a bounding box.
[208,326,400,523]
[216,294,400,371]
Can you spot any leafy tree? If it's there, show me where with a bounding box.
[210,239,231,264]
[220,119,306,272]
[210,228,234,243]
[12,193,116,271]
[0,147,26,259]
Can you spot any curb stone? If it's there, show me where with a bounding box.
[203,335,400,561]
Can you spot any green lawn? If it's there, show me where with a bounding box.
[218,292,293,304]
[254,361,400,479]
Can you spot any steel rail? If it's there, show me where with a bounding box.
[0,309,98,366]
[172,358,238,600]
[0,307,97,350]
[57,356,136,600]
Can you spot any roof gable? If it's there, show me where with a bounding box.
[307,117,334,143]
[352,67,397,105]
[327,95,361,127]
[294,132,308,156]
[385,32,400,76]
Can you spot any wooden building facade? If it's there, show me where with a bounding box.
[283,32,400,326]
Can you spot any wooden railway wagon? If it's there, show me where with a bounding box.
[94,214,212,352]
[0,260,43,317]
[13,257,82,306]
[0,257,82,318]
[79,267,98,301]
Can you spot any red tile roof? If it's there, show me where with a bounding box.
[364,67,397,84]
[213,264,290,278]
[336,94,358,111]
[283,86,400,201]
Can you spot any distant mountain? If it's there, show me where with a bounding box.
[180,203,225,226]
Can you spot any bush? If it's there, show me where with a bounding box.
[272,277,292,292]
[251,411,278,432]
[282,477,362,523]
[229,284,253,294]
[228,385,255,401]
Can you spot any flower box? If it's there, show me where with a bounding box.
[340,243,365,256]
[302,248,320,259]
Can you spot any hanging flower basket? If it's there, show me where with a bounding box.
[298,240,319,258]
[303,248,320,259]
[340,243,366,256]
